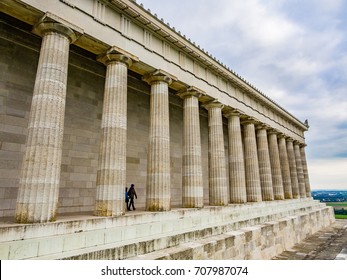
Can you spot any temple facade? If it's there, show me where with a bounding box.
[0,0,334,260]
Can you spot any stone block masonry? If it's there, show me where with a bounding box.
[0,198,334,259]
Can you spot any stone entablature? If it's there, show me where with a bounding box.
[0,0,308,142]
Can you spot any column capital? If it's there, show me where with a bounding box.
[33,12,83,43]
[277,133,289,139]
[143,69,177,85]
[267,128,280,135]
[203,100,224,110]
[300,143,307,148]
[255,123,270,131]
[293,140,303,146]
[177,86,205,99]
[240,116,259,125]
[223,107,244,118]
[97,46,138,67]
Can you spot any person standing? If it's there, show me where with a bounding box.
[125,187,129,210]
[127,184,137,211]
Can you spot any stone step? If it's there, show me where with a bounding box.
[0,198,333,260]
[273,219,347,260]
[124,209,336,260]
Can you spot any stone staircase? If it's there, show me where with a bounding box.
[0,198,334,260]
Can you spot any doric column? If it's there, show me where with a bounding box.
[268,130,284,200]
[300,144,311,197]
[256,125,274,201]
[204,101,228,206]
[286,138,300,198]
[224,109,247,204]
[242,118,262,202]
[15,18,81,223]
[94,48,137,216]
[278,135,293,199]
[143,70,177,211]
[294,141,306,198]
[178,87,204,208]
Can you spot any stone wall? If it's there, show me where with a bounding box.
[0,17,39,218]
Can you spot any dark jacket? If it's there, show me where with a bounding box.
[128,186,137,199]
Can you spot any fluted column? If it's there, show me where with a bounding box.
[15,20,80,223]
[268,130,284,200]
[286,138,300,198]
[204,101,228,206]
[278,135,292,199]
[256,125,274,201]
[242,119,262,202]
[95,48,135,216]
[143,70,176,211]
[294,141,306,198]
[225,110,247,203]
[300,144,311,197]
[178,87,204,208]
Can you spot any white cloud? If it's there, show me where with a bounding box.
[309,158,347,189]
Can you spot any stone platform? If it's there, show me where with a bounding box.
[0,198,334,260]
[273,219,347,260]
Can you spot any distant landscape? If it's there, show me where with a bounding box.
[312,190,347,219]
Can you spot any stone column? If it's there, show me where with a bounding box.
[15,20,80,223]
[225,110,247,204]
[278,135,292,199]
[286,138,300,198]
[256,125,274,201]
[294,141,306,198]
[300,144,311,197]
[178,87,204,208]
[242,119,262,202]
[268,130,284,200]
[143,70,176,211]
[204,101,228,206]
[95,48,136,216]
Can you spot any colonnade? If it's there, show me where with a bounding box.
[14,18,311,223]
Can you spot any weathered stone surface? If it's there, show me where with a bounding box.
[95,51,132,217]
[300,145,312,197]
[225,111,247,204]
[273,219,347,260]
[242,120,262,202]
[268,131,284,200]
[143,70,176,211]
[15,21,77,223]
[204,101,228,206]
[286,138,300,199]
[0,198,333,260]
[179,88,204,208]
[278,135,293,199]
[294,142,306,198]
[256,126,274,201]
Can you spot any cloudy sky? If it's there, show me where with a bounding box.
[139,0,347,190]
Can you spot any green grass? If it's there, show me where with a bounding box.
[326,202,347,207]
[335,214,347,219]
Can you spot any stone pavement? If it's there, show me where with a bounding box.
[273,219,347,260]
